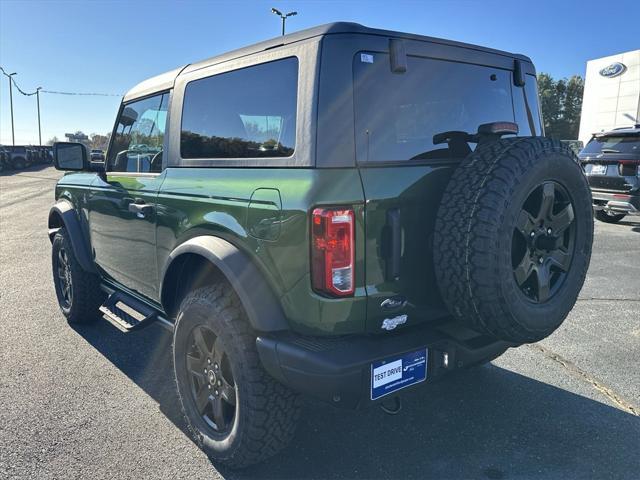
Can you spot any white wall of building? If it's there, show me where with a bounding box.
[578,49,640,145]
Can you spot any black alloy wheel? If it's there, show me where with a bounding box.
[511,181,576,303]
[55,246,73,309]
[51,229,103,324]
[185,325,237,435]
[173,284,301,468]
[434,137,593,343]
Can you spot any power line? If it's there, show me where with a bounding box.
[1,66,122,97]
[40,89,122,97]
[0,66,36,96]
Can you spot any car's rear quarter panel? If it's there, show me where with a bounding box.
[156,167,367,335]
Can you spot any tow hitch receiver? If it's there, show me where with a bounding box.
[380,396,402,415]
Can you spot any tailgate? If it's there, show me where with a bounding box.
[359,166,453,333]
[353,49,528,333]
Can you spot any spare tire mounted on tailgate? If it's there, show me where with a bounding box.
[434,137,593,344]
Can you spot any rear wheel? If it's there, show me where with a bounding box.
[173,284,300,468]
[595,210,626,224]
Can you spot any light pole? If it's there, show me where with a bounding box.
[7,72,16,145]
[271,8,297,36]
[36,87,42,146]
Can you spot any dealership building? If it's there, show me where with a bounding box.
[578,49,640,145]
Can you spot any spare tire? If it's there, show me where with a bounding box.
[434,137,593,344]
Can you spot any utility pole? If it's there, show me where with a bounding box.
[36,87,42,145]
[8,72,17,145]
[271,8,297,36]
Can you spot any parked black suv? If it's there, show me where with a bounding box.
[580,125,640,223]
[0,145,10,172]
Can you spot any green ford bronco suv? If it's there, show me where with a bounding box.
[49,23,594,467]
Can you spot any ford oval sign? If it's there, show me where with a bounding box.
[599,62,626,78]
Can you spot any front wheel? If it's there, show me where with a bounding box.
[173,284,300,468]
[52,229,104,324]
[595,210,626,224]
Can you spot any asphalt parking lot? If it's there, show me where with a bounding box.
[1,166,638,480]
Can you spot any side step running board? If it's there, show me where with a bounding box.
[99,291,158,332]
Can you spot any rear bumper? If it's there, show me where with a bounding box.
[591,191,640,216]
[256,322,513,409]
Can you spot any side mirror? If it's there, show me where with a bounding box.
[53,142,89,171]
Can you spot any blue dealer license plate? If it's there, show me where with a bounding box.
[370,348,428,400]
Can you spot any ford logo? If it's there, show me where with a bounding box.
[599,62,626,78]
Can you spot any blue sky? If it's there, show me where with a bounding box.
[1,0,638,145]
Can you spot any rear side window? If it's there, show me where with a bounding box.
[581,135,640,155]
[180,57,298,159]
[353,53,515,162]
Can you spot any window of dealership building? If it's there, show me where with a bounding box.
[578,49,640,145]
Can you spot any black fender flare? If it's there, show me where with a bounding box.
[162,236,289,332]
[48,200,97,273]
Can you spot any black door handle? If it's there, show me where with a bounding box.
[385,208,401,281]
[128,200,153,218]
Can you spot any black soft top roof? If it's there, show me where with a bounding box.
[124,22,532,101]
[186,21,532,72]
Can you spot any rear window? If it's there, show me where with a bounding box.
[181,57,298,159]
[513,74,543,137]
[581,135,640,155]
[353,53,516,163]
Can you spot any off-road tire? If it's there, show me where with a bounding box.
[11,156,26,170]
[434,137,593,344]
[51,229,104,324]
[594,210,626,224]
[173,284,301,469]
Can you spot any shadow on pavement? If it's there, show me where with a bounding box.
[0,162,53,176]
[617,218,640,233]
[73,320,640,480]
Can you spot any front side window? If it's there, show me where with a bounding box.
[353,54,515,162]
[180,57,298,159]
[108,92,169,173]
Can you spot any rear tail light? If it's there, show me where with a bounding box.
[618,160,640,176]
[311,207,355,297]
